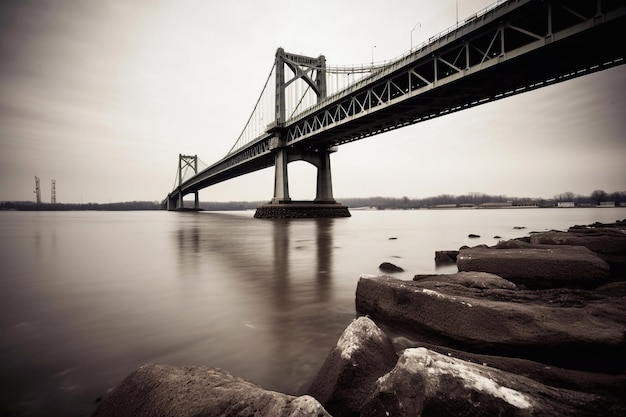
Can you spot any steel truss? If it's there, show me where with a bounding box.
[168,0,625,201]
[285,0,625,148]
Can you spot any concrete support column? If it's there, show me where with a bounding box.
[272,147,291,203]
[315,149,335,203]
[178,188,183,209]
[194,191,199,209]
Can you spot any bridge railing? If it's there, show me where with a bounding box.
[286,0,510,124]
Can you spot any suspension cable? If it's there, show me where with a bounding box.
[228,62,276,155]
[289,83,312,119]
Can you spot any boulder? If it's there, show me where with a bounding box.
[91,364,330,417]
[355,275,626,372]
[360,348,626,417]
[388,332,626,403]
[457,245,610,289]
[529,228,626,278]
[413,271,516,289]
[434,250,458,264]
[531,228,626,256]
[378,262,404,272]
[307,316,398,417]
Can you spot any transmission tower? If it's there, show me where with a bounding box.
[51,179,56,204]
[34,176,41,204]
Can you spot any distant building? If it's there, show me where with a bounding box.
[599,201,616,207]
[432,204,457,209]
[479,202,513,208]
[557,201,575,208]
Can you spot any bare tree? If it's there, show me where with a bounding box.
[590,189,607,205]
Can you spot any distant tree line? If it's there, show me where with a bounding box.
[342,190,625,210]
[554,190,625,206]
[2,190,623,211]
[0,201,163,211]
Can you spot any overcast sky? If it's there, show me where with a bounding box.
[1,0,624,204]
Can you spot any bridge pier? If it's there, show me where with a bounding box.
[166,190,201,211]
[271,146,291,204]
[256,144,350,218]
[314,148,334,203]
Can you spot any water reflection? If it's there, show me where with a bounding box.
[174,213,335,294]
[172,213,347,394]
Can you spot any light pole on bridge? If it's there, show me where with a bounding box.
[410,22,421,50]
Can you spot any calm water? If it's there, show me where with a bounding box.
[1,207,625,416]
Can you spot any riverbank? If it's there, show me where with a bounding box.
[92,219,626,416]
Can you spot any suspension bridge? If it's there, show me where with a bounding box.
[165,0,626,217]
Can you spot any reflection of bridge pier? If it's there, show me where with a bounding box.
[172,213,341,392]
[269,218,335,309]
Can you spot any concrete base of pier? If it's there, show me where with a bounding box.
[254,201,351,219]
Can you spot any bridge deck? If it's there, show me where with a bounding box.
[168,0,625,204]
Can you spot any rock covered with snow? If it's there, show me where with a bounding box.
[360,348,625,417]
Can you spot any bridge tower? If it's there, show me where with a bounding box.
[167,154,200,211]
[257,48,349,217]
[271,48,329,204]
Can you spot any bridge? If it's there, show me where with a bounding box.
[165,0,626,217]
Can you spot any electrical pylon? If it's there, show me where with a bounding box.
[34,176,41,204]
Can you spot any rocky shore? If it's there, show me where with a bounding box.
[92,220,626,416]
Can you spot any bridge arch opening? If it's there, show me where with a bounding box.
[287,160,318,201]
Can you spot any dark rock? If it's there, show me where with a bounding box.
[378,262,404,272]
[468,233,481,238]
[434,250,458,264]
[495,239,549,249]
[308,316,398,417]
[494,235,501,239]
[91,364,330,417]
[355,275,626,372]
[360,348,626,417]
[529,229,626,278]
[513,226,527,229]
[596,281,626,297]
[531,228,626,256]
[413,271,516,289]
[457,245,610,289]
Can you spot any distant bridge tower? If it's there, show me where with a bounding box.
[269,48,334,204]
[174,154,199,210]
[51,179,56,204]
[34,176,41,204]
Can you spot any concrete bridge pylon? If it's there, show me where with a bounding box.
[256,49,350,218]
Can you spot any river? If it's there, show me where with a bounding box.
[1,207,624,416]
